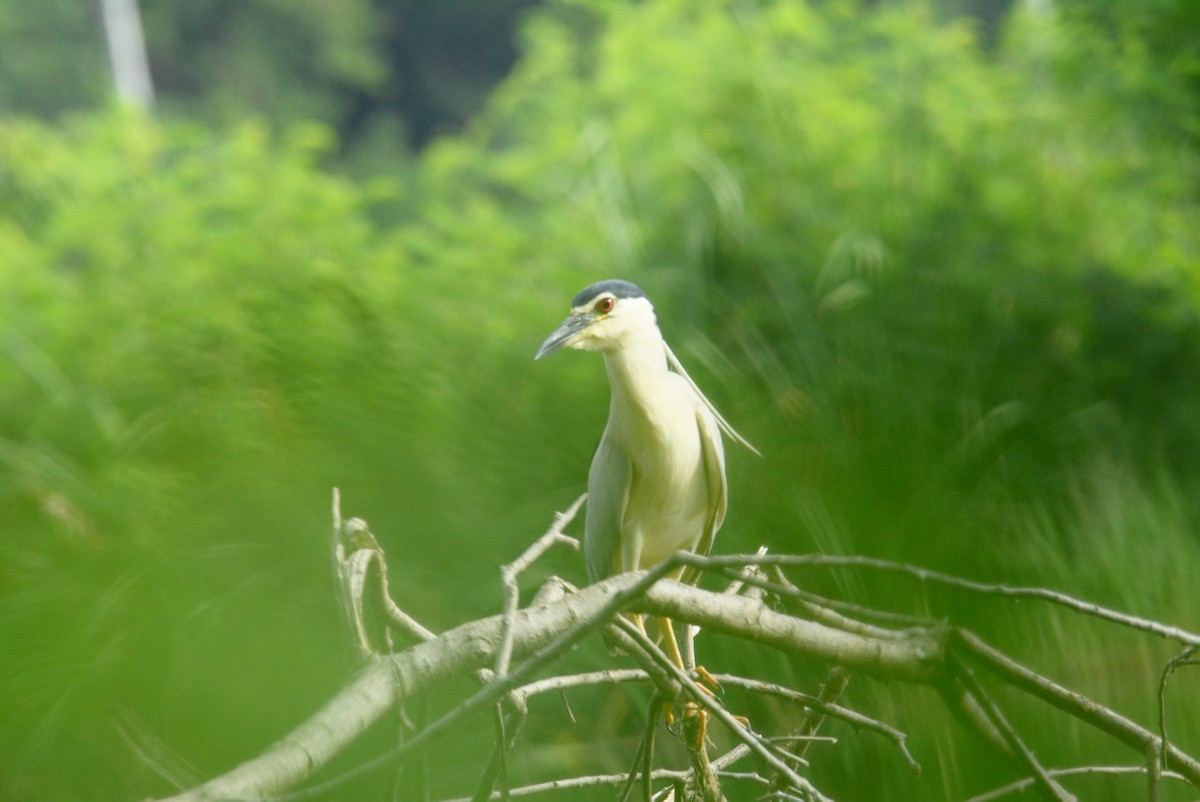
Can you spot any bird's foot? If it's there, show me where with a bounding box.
[691,666,748,726]
[662,668,749,748]
[681,701,750,750]
[663,665,717,724]
[693,665,721,695]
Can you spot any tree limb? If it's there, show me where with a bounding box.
[953,629,1200,786]
[683,553,1200,649]
[147,547,1199,802]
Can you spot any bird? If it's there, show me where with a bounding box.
[535,279,758,671]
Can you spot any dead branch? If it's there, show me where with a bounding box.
[495,493,584,677]
[439,767,773,802]
[687,553,1200,649]
[712,672,918,773]
[953,629,1200,785]
[614,615,823,801]
[1158,646,1199,776]
[946,654,1076,802]
[146,512,1200,802]
[962,765,1191,802]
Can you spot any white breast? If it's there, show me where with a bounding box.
[613,373,710,571]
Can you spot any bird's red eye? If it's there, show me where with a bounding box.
[596,297,615,314]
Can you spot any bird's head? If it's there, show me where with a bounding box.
[535,280,658,359]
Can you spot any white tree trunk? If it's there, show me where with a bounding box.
[99,0,155,109]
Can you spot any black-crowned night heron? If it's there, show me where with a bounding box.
[536,279,757,671]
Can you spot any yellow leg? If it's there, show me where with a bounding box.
[630,613,686,671]
[629,612,651,643]
[660,616,713,750]
[656,616,686,670]
[639,616,728,750]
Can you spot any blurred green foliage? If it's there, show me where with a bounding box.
[1,1,1199,801]
[0,0,539,152]
[0,0,111,116]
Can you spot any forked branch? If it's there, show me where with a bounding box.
[147,507,1200,802]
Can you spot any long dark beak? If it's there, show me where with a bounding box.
[535,313,593,360]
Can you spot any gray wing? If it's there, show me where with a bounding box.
[584,427,630,584]
[681,405,728,586]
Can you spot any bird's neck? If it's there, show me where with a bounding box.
[602,332,671,436]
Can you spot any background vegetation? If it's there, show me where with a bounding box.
[1,0,1198,800]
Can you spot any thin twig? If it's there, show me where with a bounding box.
[710,742,752,772]
[470,695,527,802]
[963,765,1190,802]
[1157,645,1198,774]
[336,513,435,646]
[436,767,771,802]
[792,667,850,761]
[602,621,684,701]
[331,487,342,603]
[208,570,691,802]
[947,654,1076,802]
[618,691,661,802]
[370,553,437,642]
[768,567,933,636]
[482,497,583,802]
[713,672,917,774]
[615,618,833,802]
[642,701,657,802]
[494,494,584,677]
[722,546,770,599]
[676,553,1200,649]
[518,668,647,698]
[766,736,839,746]
[112,707,199,792]
[364,559,700,771]
[955,628,1200,786]
[938,675,1013,759]
[1146,739,1162,802]
[780,666,852,774]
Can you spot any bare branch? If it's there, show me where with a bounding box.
[517,667,647,698]
[436,767,771,802]
[482,495,583,802]
[495,494,584,677]
[785,667,850,771]
[713,672,918,775]
[634,579,944,682]
[151,537,1200,802]
[470,694,528,802]
[947,654,1076,802]
[720,546,770,599]
[602,618,684,700]
[616,689,661,802]
[1158,645,1199,775]
[954,629,1200,786]
[684,553,1200,649]
[151,574,642,802]
[1146,739,1162,802]
[938,676,1013,760]
[164,564,931,802]
[615,618,831,802]
[767,568,928,639]
[963,765,1191,802]
[334,512,434,648]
